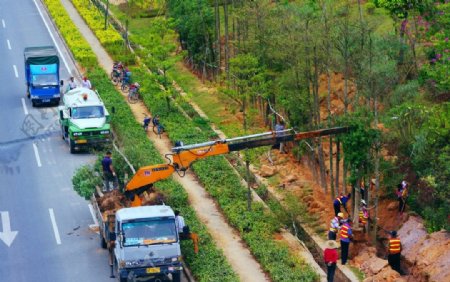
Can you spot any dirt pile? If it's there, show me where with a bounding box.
[398,216,450,282]
[96,189,166,221]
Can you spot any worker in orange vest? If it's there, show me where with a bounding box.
[328,212,343,240]
[359,200,370,232]
[340,219,352,265]
[387,231,403,274]
[333,193,351,216]
[130,193,142,207]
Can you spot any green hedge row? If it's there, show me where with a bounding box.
[43,0,237,281]
[72,0,135,65]
[67,1,318,280]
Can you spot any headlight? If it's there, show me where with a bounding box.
[125,260,141,267]
[53,94,60,98]
[73,132,83,136]
[171,256,181,262]
[100,130,110,135]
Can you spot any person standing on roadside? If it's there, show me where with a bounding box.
[324,240,339,282]
[274,120,287,153]
[333,193,351,216]
[340,219,352,265]
[387,231,403,275]
[328,212,343,240]
[397,181,408,215]
[174,210,186,235]
[81,76,92,89]
[102,151,117,192]
[67,76,77,92]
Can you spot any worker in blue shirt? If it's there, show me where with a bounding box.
[333,193,351,216]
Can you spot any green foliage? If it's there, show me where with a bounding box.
[376,0,434,18]
[71,0,136,65]
[72,165,102,200]
[385,102,429,153]
[166,0,215,69]
[338,114,380,185]
[387,80,420,108]
[418,3,450,96]
[366,2,377,15]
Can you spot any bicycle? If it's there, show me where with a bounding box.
[121,78,130,92]
[127,88,140,104]
[110,70,121,85]
[152,124,165,138]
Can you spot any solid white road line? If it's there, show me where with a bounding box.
[49,209,62,245]
[32,143,42,167]
[2,19,5,28]
[7,39,11,50]
[32,0,70,74]
[88,204,99,226]
[21,98,28,115]
[13,65,18,78]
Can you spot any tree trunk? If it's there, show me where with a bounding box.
[224,1,230,80]
[330,136,334,199]
[214,0,221,80]
[352,180,359,225]
[246,158,252,211]
[343,156,348,194]
[313,46,327,191]
[335,139,340,197]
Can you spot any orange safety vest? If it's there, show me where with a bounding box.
[341,224,349,239]
[359,211,368,225]
[131,195,142,207]
[329,217,339,232]
[389,238,401,254]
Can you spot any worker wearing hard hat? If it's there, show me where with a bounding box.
[328,212,344,240]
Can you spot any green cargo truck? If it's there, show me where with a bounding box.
[59,88,111,153]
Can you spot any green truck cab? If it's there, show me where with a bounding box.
[59,88,111,153]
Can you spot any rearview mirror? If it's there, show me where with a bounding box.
[59,110,64,120]
[60,80,64,86]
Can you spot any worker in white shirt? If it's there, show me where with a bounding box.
[175,210,186,234]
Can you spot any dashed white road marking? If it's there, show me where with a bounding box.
[2,19,5,28]
[49,209,61,245]
[21,98,28,115]
[13,65,18,78]
[32,143,42,167]
[7,39,11,50]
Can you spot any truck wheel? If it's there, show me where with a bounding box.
[100,232,107,249]
[31,100,36,107]
[172,272,181,282]
[69,140,76,154]
[114,259,127,282]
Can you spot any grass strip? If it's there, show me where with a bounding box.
[43,1,238,280]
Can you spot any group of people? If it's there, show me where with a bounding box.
[112,62,130,81]
[143,114,164,135]
[324,180,408,281]
[66,76,92,92]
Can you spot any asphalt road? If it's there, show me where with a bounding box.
[0,0,112,281]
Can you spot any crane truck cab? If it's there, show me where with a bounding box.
[58,88,111,153]
[111,206,182,282]
[24,46,61,106]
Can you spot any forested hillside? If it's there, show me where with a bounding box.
[161,0,449,232]
[77,0,449,280]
